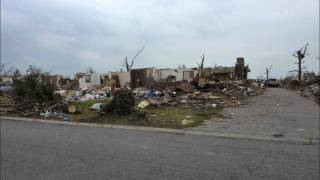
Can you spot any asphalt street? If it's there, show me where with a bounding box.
[192,88,320,140]
[1,119,319,180]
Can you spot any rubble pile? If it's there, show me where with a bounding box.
[134,80,264,109]
[207,80,263,97]
[58,87,111,102]
[298,83,320,104]
[0,92,69,118]
[1,77,264,120]
[0,93,15,113]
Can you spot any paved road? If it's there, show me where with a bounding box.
[1,120,319,180]
[192,88,319,140]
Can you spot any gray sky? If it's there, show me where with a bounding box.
[1,0,319,78]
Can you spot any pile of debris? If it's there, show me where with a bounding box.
[298,83,320,104]
[76,89,136,116]
[1,77,265,120]
[0,93,15,113]
[57,87,111,102]
[0,92,70,118]
[134,80,265,109]
[205,80,263,97]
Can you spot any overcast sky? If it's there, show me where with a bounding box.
[1,0,319,78]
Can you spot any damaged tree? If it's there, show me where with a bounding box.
[265,65,272,80]
[291,43,309,85]
[122,46,145,72]
[86,66,96,74]
[195,53,206,88]
[0,63,14,82]
[12,65,61,110]
[197,53,205,78]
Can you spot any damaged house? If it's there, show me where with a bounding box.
[75,57,250,89]
[43,75,62,90]
[204,67,235,81]
[76,72,131,89]
[203,57,250,81]
[130,68,154,89]
[153,68,197,82]
[76,73,110,89]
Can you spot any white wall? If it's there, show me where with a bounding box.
[78,73,108,89]
[154,69,176,81]
[154,68,196,81]
[117,72,131,88]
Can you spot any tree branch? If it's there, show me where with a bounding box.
[121,46,145,72]
[302,43,309,56]
[131,46,145,63]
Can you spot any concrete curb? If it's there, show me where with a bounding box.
[1,116,319,144]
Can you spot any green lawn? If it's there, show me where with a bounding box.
[75,105,222,129]
[1,95,222,129]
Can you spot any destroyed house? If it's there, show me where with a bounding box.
[153,68,197,82]
[43,75,62,90]
[116,71,131,88]
[75,57,250,89]
[76,71,132,89]
[204,67,235,80]
[201,58,250,81]
[130,68,154,89]
[77,73,111,89]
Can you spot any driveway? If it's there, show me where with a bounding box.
[191,88,319,140]
[1,120,319,180]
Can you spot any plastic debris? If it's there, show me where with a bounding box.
[137,100,150,109]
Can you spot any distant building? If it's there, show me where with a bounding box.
[0,75,14,84]
[74,58,250,89]
[0,75,25,84]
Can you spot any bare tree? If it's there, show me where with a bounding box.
[13,69,21,80]
[0,64,14,82]
[197,53,205,78]
[256,75,263,80]
[265,65,272,80]
[86,66,96,74]
[0,63,14,76]
[13,69,21,77]
[290,43,309,84]
[26,65,42,75]
[177,64,187,69]
[122,46,145,72]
